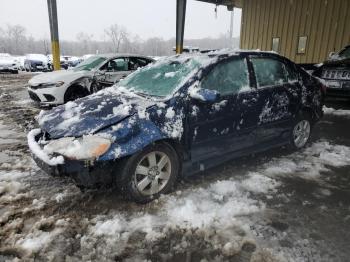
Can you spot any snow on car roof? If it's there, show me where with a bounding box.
[97,53,154,59]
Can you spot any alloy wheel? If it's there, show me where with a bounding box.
[293,120,311,148]
[134,151,172,196]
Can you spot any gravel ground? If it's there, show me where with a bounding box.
[0,73,349,262]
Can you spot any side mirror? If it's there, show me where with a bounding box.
[329,52,335,58]
[189,87,220,103]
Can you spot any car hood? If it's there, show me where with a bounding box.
[38,88,156,139]
[28,70,90,86]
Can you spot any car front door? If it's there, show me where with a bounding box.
[249,56,302,144]
[188,56,257,163]
[98,57,131,85]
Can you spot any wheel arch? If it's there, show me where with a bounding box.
[298,105,318,124]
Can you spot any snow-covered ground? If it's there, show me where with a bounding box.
[1,74,350,261]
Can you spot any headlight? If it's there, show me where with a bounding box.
[43,135,111,160]
[38,81,65,88]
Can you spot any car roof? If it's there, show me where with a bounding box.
[96,53,154,60]
[153,49,286,69]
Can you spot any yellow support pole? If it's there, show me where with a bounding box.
[52,41,61,70]
[176,0,187,54]
[47,0,61,70]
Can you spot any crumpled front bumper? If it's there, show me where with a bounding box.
[28,130,118,188]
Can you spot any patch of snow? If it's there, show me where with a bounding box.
[164,71,176,78]
[323,106,350,117]
[17,228,62,253]
[165,107,175,119]
[113,104,132,116]
[188,84,204,101]
[212,100,227,111]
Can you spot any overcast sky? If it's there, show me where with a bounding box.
[0,0,241,41]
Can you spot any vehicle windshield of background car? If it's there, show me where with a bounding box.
[117,58,200,97]
[338,47,350,59]
[73,56,106,71]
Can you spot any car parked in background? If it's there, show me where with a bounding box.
[28,51,324,203]
[0,54,20,74]
[313,45,350,101]
[15,56,26,71]
[24,54,49,72]
[49,55,82,70]
[27,54,154,106]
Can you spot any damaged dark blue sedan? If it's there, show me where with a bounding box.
[28,51,324,203]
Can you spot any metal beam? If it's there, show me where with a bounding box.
[176,0,187,54]
[47,0,61,70]
[196,0,242,9]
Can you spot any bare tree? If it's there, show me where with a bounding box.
[76,32,93,54]
[0,23,240,57]
[6,24,26,54]
[104,24,128,53]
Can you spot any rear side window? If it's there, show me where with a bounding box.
[201,58,249,95]
[251,57,287,87]
[128,57,153,70]
[284,63,299,82]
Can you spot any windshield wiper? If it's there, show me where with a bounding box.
[134,91,164,98]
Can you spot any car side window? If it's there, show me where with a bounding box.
[283,63,299,82]
[128,57,152,71]
[201,58,249,96]
[101,58,128,72]
[251,57,287,87]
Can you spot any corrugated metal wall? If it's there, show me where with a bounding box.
[240,0,350,64]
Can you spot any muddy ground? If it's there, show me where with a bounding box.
[0,73,349,262]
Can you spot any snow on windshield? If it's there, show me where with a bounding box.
[118,54,219,97]
[73,56,106,71]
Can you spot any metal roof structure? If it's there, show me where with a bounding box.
[196,0,242,9]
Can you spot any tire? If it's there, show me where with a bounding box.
[289,113,312,150]
[64,85,89,103]
[117,142,180,203]
[11,70,18,74]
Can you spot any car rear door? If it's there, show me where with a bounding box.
[249,55,302,144]
[188,56,258,162]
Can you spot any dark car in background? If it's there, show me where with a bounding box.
[313,45,350,101]
[24,54,49,72]
[28,51,324,203]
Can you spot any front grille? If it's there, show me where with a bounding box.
[322,69,350,80]
[28,90,41,102]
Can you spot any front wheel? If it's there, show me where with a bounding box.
[64,85,89,103]
[290,116,312,149]
[118,142,180,203]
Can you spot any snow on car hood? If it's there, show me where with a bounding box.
[28,70,90,86]
[37,87,155,139]
[0,56,16,67]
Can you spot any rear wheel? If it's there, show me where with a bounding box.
[117,142,179,203]
[290,114,312,149]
